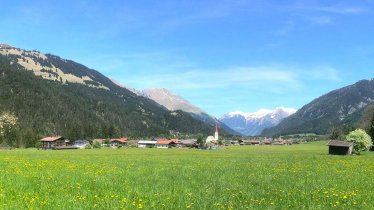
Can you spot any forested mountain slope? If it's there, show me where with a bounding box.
[262,79,374,136]
[0,46,227,146]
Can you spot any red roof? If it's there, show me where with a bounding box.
[170,139,180,143]
[263,140,272,144]
[111,138,128,143]
[156,140,175,145]
[40,136,64,142]
[250,140,260,144]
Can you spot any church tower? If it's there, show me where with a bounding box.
[214,124,219,141]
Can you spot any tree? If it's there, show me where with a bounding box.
[92,140,102,149]
[196,134,205,148]
[369,114,374,151]
[345,129,372,154]
[329,127,345,140]
[104,138,111,147]
[0,112,18,146]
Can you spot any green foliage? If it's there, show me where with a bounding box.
[329,127,354,141]
[92,141,102,149]
[370,113,374,150]
[346,129,372,154]
[84,144,92,149]
[196,134,205,148]
[35,141,41,149]
[329,127,345,140]
[0,112,18,146]
[104,139,110,147]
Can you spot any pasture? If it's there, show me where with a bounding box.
[0,141,373,209]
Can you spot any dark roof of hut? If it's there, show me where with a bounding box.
[328,140,353,147]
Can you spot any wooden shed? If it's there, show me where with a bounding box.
[328,140,353,155]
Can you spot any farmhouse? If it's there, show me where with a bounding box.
[263,140,272,145]
[138,140,156,148]
[156,139,177,148]
[230,140,240,145]
[250,140,260,145]
[111,138,128,147]
[240,140,251,145]
[273,140,286,145]
[126,140,139,147]
[328,140,353,155]
[40,136,69,149]
[180,139,198,148]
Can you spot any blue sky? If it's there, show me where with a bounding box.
[1,0,374,117]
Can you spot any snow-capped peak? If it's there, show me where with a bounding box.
[226,107,296,120]
[220,107,297,136]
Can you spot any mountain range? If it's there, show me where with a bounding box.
[220,108,297,136]
[0,44,233,146]
[1,43,373,144]
[262,79,374,136]
[140,88,238,134]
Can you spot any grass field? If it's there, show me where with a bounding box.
[0,141,373,209]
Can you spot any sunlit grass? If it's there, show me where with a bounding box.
[0,141,373,209]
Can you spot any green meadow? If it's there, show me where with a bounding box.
[0,142,373,209]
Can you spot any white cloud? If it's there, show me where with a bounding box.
[122,64,341,93]
[310,5,368,14]
[307,16,333,25]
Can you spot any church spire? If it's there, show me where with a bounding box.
[214,124,219,140]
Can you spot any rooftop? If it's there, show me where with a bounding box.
[328,140,353,147]
[40,136,64,142]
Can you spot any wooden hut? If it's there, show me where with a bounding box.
[328,140,353,155]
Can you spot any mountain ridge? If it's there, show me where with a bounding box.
[0,44,232,145]
[262,79,374,136]
[140,88,239,135]
[220,107,297,136]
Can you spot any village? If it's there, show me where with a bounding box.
[39,126,295,150]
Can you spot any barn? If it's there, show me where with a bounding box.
[328,140,353,155]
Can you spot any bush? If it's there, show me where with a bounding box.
[85,144,92,149]
[346,129,372,154]
[35,141,41,150]
[92,141,102,149]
